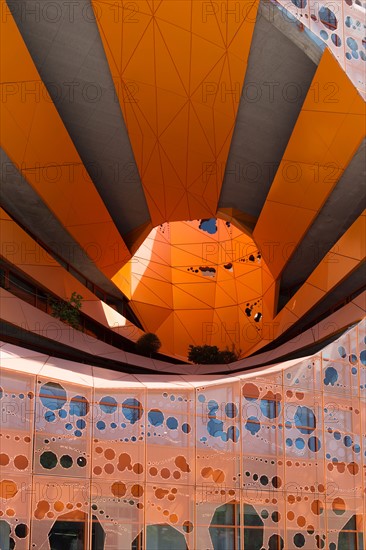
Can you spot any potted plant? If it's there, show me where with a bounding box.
[188,343,241,364]
[50,291,83,329]
[136,332,162,357]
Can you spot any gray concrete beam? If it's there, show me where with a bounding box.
[219,0,322,221]
[6,0,150,240]
[0,148,127,299]
[279,139,366,307]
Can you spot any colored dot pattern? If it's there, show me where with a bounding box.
[0,323,365,549]
[277,0,366,96]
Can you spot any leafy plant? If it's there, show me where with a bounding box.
[188,343,241,364]
[136,332,162,356]
[50,292,83,329]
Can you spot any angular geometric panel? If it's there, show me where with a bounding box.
[92,0,260,225]
[253,49,365,281]
[119,219,270,358]
[0,4,131,279]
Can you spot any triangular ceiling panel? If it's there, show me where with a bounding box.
[123,219,270,357]
[132,302,172,333]
[92,0,259,225]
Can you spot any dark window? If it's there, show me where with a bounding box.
[209,502,263,550]
[49,520,85,550]
[243,504,264,550]
[210,502,240,550]
[8,272,36,306]
[86,280,94,291]
[132,524,188,550]
[0,267,6,289]
[91,516,105,550]
[48,514,105,550]
[94,288,105,301]
[338,515,364,550]
[36,288,49,313]
[0,519,14,550]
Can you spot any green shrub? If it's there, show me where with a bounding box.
[51,292,83,329]
[188,344,240,364]
[136,332,162,356]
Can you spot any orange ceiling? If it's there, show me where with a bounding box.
[121,218,272,358]
[92,0,259,225]
[254,49,366,281]
[0,4,131,279]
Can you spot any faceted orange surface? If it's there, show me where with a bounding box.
[92,0,259,225]
[121,219,272,358]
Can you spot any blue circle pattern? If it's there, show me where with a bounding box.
[166,417,178,430]
[99,396,117,414]
[148,409,164,427]
[122,398,143,425]
[245,416,260,435]
[206,399,240,442]
[70,396,89,417]
[37,339,364,460]
[324,366,338,386]
[40,382,67,411]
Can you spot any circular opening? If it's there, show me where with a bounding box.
[119,218,271,360]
